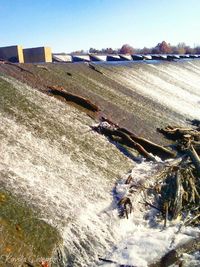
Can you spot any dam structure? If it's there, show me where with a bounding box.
[0,45,24,63]
[53,53,200,63]
[1,44,200,64]
[0,58,200,266]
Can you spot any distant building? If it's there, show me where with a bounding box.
[0,45,24,63]
[23,46,52,63]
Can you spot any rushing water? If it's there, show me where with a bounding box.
[99,59,200,120]
[0,60,200,266]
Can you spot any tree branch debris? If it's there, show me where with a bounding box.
[110,122,200,253]
[48,85,100,113]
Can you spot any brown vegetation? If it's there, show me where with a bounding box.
[82,41,200,55]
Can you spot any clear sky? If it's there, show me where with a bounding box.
[0,0,200,53]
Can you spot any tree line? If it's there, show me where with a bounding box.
[71,41,200,55]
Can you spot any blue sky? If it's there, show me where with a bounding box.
[0,0,200,53]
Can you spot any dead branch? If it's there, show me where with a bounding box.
[158,125,200,142]
[100,118,176,160]
[97,126,156,161]
[118,197,133,219]
[119,127,176,160]
[48,86,100,112]
[152,157,200,226]
[125,174,133,184]
[186,145,200,176]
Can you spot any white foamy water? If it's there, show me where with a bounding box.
[0,76,133,266]
[102,60,200,119]
[0,62,199,267]
[100,161,200,267]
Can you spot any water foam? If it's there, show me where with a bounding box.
[103,60,200,119]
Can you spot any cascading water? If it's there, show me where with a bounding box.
[0,75,134,266]
[1,59,200,267]
[100,60,200,119]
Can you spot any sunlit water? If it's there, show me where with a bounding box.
[0,60,200,267]
[100,60,200,119]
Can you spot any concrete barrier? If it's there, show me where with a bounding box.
[72,55,90,62]
[132,55,143,60]
[119,54,132,61]
[143,55,152,60]
[107,55,121,61]
[52,54,72,62]
[89,54,107,61]
[0,45,24,63]
[23,47,52,63]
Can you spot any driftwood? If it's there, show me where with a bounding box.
[152,156,200,226]
[102,117,176,160]
[159,125,200,176]
[149,235,200,267]
[48,86,100,112]
[186,145,200,176]
[118,196,133,219]
[118,127,176,160]
[125,174,133,184]
[113,124,200,266]
[94,119,176,161]
[99,126,156,161]
[160,161,199,229]
[158,125,200,142]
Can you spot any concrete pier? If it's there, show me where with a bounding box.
[72,55,90,62]
[107,55,121,61]
[53,54,72,62]
[23,47,52,63]
[143,55,152,60]
[0,45,24,63]
[119,54,132,61]
[132,55,143,60]
[89,54,107,61]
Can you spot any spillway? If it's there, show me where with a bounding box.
[98,60,200,120]
[0,59,200,266]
